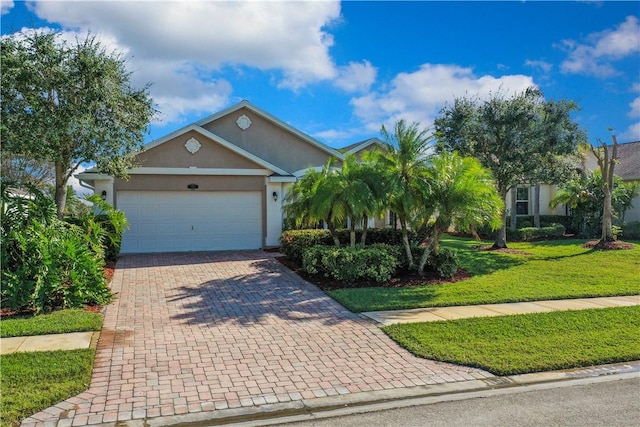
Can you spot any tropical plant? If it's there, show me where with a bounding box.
[415,152,503,275]
[372,119,433,267]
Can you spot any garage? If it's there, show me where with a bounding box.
[117,191,263,253]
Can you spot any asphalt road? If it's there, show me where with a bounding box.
[273,376,640,427]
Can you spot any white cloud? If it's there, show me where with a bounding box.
[334,60,377,93]
[1,0,13,15]
[350,64,535,133]
[560,15,640,78]
[620,122,640,142]
[525,59,553,73]
[629,97,640,118]
[24,0,343,122]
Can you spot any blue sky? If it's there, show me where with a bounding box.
[2,0,639,151]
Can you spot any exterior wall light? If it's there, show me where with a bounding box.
[101,190,107,201]
[272,191,278,202]
[187,183,199,190]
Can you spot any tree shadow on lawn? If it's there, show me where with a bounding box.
[168,258,364,327]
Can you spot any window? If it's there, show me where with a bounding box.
[516,187,529,215]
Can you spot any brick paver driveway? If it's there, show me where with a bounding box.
[23,251,492,426]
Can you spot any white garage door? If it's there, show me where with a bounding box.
[117,191,262,253]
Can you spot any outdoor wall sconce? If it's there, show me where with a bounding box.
[101,190,107,200]
[187,183,199,190]
[272,191,278,202]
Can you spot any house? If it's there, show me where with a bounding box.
[77,101,384,254]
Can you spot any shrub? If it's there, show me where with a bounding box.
[621,221,640,240]
[1,185,112,313]
[302,245,399,285]
[508,223,565,241]
[279,229,333,262]
[425,248,460,278]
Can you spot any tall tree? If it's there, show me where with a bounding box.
[591,134,619,243]
[415,152,503,275]
[435,87,584,248]
[373,120,433,267]
[1,30,156,218]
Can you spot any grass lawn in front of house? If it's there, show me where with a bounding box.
[327,237,640,312]
[382,305,640,375]
[0,349,95,427]
[1,308,103,338]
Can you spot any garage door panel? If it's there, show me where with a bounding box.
[118,191,262,253]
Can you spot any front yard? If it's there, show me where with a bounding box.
[327,236,640,312]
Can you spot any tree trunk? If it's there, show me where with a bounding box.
[326,218,341,247]
[417,228,439,276]
[494,186,508,249]
[534,184,541,228]
[400,216,413,268]
[54,161,68,219]
[601,187,614,242]
[360,214,369,247]
[510,188,517,230]
[349,221,356,248]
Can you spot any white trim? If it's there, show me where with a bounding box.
[127,167,271,176]
[196,100,345,160]
[267,176,297,183]
[75,173,114,181]
[292,165,340,177]
[344,138,386,155]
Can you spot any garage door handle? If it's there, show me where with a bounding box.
[191,225,194,231]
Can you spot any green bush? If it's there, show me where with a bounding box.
[302,245,399,285]
[279,229,333,262]
[1,185,112,313]
[508,223,565,242]
[425,248,460,278]
[621,221,640,240]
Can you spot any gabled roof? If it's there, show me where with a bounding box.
[195,100,345,160]
[615,140,640,180]
[140,124,290,176]
[340,137,386,155]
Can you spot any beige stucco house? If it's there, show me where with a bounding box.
[77,101,384,253]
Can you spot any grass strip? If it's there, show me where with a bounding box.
[382,306,640,376]
[328,237,640,312]
[0,349,95,427]
[1,309,102,338]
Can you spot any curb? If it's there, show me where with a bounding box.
[90,361,640,427]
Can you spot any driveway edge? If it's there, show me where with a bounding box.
[92,361,640,427]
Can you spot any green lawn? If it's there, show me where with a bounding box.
[1,350,95,427]
[0,309,102,427]
[328,237,640,312]
[1,308,103,338]
[383,306,640,375]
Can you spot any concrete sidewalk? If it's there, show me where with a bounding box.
[3,295,639,355]
[362,295,640,325]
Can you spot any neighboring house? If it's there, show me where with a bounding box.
[583,140,640,222]
[77,101,382,254]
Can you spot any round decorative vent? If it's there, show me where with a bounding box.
[184,137,201,154]
[236,114,252,131]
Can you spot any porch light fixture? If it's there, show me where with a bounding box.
[272,191,278,202]
[101,190,107,201]
[187,183,199,190]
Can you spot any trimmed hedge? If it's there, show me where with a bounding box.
[279,228,416,262]
[507,224,565,241]
[621,221,640,240]
[302,245,399,285]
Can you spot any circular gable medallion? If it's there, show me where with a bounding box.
[184,137,202,154]
[236,114,252,131]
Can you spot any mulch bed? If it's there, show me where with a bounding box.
[582,240,635,250]
[275,256,473,291]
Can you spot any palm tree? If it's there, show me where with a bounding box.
[416,152,503,275]
[373,119,433,268]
